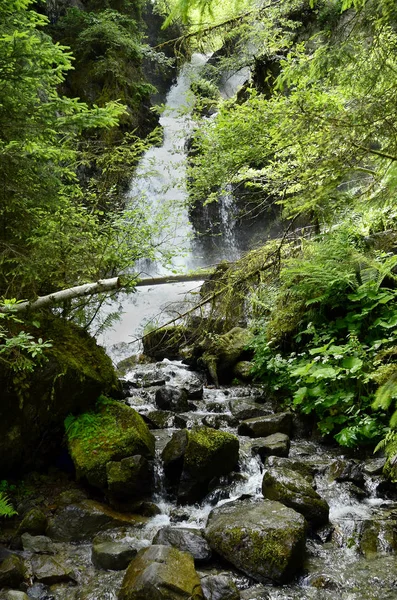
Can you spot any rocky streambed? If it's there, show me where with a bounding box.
[1,359,397,600]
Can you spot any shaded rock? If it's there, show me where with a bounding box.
[106,455,152,500]
[233,361,253,382]
[31,555,75,585]
[328,459,364,486]
[363,458,386,476]
[18,509,47,536]
[202,414,237,429]
[205,498,306,583]
[249,433,290,460]
[155,387,189,412]
[46,500,147,542]
[240,585,269,600]
[266,456,314,481]
[201,573,240,600]
[67,400,155,489]
[229,399,271,421]
[163,427,239,504]
[0,316,121,476]
[91,540,139,570]
[162,430,189,482]
[238,413,292,438]
[21,533,55,554]
[0,555,25,589]
[145,410,175,429]
[153,527,212,563]
[24,583,54,600]
[118,544,204,600]
[262,467,329,527]
[199,327,254,386]
[3,591,29,600]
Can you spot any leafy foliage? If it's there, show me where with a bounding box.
[0,492,17,518]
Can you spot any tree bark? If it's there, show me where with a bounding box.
[0,277,121,314]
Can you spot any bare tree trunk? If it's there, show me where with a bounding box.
[0,277,121,314]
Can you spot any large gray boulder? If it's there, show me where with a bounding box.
[205,498,306,583]
[153,527,211,564]
[238,413,292,438]
[118,545,204,600]
[262,467,329,527]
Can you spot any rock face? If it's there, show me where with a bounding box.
[152,527,212,564]
[162,427,239,504]
[238,413,293,438]
[0,316,120,476]
[46,500,147,542]
[262,467,329,527]
[118,545,204,600]
[205,498,306,583]
[67,400,155,489]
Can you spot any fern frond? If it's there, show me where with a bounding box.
[373,370,397,411]
[0,492,17,518]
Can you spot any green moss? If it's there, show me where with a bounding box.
[66,399,155,488]
[184,427,239,479]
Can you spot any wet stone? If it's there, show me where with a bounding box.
[31,555,75,585]
[2,591,30,600]
[155,386,190,412]
[153,527,212,564]
[229,399,272,421]
[25,582,55,599]
[106,455,153,500]
[118,544,204,600]
[91,540,139,570]
[238,412,293,438]
[200,573,240,600]
[18,509,47,536]
[328,459,364,485]
[144,410,175,429]
[363,458,386,476]
[262,466,329,527]
[205,498,306,584]
[202,414,237,429]
[46,500,147,542]
[0,555,25,589]
[266,456,314,481]
[21,533,55,554]
[240,585,269,600]
[249,433,290,460]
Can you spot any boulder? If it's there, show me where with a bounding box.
[0,316,120,475]
[249,433,290,460]
[162,427,239,504]
[91,540,139,570]
[3,592,29,600]
[67,400,155,489]
[262,467,329,527]
[229,399,271,421]
[155,387,189,412]
[17,509,47,536]
[198,327,254,386]
[118,545,204,600]
[266,456,314,481]
[145,410,175,429]
[21,533,55,554]
[106,455,152,500]
[31,555,75,585]
[200,574,240,600]
[233,361,254,382]
[238,413,292,438]
[205,498,306,583]
[46,500,147,542]
[328,459,364,486]
[0,555,25,589]
[153,527,212,563]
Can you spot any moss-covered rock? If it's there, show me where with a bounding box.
[67,400,155,489]
[143,325,193,360]
[118,545,204,600]
[106,455,152,500]
[17,508,47,536]
[199,327,254,386]
[262,467,329,527]
[162,427,239,504]
[0,316,120,476]
[205,498,306,584]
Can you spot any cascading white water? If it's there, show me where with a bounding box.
[97,55,249,360]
